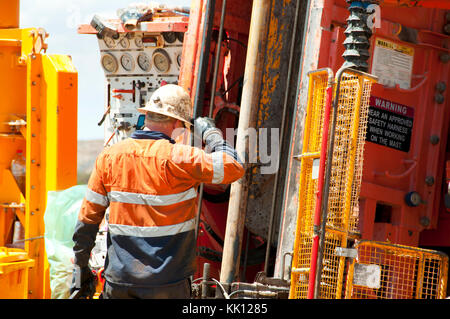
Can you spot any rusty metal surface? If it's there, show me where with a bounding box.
[277,0,450,280]
[274,0,326,279]
[244,0,308,248]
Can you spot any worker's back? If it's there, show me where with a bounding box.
[75,130,244,287]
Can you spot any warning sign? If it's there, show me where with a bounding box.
[366,96,414,152]
[371,38,414,89]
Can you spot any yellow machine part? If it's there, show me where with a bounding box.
[346,241,449,299]
[289,69,376,299]
[0,0,78,299]
[289,69,330,299]
[326,73,374,235]
[0,0,20,29]
[289,69,448,299]
[0,247,34,299]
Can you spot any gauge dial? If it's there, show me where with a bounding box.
[101,53,118,73]
[119,37,130,49]
[104,36,116,48]
[152,49,171,73]
[163,32,177,44]
[135,36,143,48]
[137,52,151,72]
[120,53,135,71]
[176,54,182,68]
[176,32,184,43]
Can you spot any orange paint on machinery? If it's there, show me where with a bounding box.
[0,0,78,299]
[298,0,450,249]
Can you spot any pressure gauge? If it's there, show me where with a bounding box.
[176,32,184,43]
[162,32,177,44]
[104,36,116,48]
[152,49,171,73]
[135,36,143,48]
[120,53,135,71]
[176,54,182,68]
[137,52,151,72]
[101,53,118,73]
[119,37,130,49]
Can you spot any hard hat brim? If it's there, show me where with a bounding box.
[137,106,192,126]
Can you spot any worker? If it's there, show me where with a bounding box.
[70,84,244,299]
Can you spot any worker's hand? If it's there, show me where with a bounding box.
[193,117,222,142]
[70,265,97,299]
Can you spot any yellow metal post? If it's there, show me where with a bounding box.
[25,49,44,299]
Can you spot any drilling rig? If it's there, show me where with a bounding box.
[1,0,450,300]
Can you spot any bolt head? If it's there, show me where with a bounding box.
[425,176,435,186]
[439,53,450,63]
[420,216,430,227]
[436,81,446,93]
[430,135,440,145]
[435,93,445,104]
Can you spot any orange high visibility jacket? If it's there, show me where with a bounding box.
[73,130,244,286]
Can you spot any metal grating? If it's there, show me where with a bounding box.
[317,229,346,299]
[290,69,448,300]
[290,69,376,299]
[290,69,329,299]
[346,241,449,299]
[326,73,373,234]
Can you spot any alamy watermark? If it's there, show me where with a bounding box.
[366,3,381,30]
[170,127,281,175]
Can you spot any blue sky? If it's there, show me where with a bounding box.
[20,0,191,140]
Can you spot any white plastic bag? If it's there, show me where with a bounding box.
[44,185,87,299]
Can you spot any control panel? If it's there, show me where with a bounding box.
[97,31,184,146]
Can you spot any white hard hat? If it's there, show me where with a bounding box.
[138,84,192,126]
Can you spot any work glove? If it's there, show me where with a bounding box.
[193,117,222,142]
[69,265,97,299]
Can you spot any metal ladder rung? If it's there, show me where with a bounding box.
[293,152,321,161]
[291,267,310,273]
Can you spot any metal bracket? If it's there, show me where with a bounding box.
[30,28,49,55]
[334,247,357,259]
[293,152,320,162]
[313,225,321,236]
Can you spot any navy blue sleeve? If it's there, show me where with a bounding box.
[72,220,99,267]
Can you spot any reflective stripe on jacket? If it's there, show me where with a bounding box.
[73,130,244,287]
